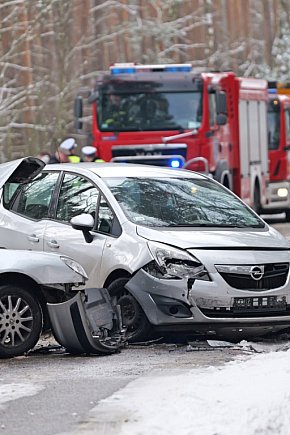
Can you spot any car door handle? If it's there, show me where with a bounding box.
[47,240,60,248]
[27,234,39,243]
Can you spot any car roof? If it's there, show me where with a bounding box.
[45,162,206,179]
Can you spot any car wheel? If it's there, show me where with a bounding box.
[107,277,152,342]
[0,285,43,358]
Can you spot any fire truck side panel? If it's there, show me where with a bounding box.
[238,78,269,210]
[239,99,251,205]
[263,93,290,214]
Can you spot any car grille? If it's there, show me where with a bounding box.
[199,306,290,318]
[216,263,289,290]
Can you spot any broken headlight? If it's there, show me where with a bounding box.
[145,241,210,280]
[61,256,88,280]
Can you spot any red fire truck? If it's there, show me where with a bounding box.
[74,63,271,212]
[264,82,290,220]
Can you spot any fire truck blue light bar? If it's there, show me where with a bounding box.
[110,64,193,75]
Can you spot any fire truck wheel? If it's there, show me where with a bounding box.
[107,277,152,343]
[253,185,261,214]
[285,210,290,222]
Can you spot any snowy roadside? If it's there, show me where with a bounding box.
[75,340,290,435]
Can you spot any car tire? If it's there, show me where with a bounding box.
[0,285,43,358]
[285,210,290,222]
[107,277,152,343]
[253,184,261,214]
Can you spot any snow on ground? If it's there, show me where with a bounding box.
[0,383,44,409]
[95,345,290,435]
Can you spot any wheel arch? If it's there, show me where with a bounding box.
[252,177,261,213]
[103,269,132,290]
[215,160,232,190]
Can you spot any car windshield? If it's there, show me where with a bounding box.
[98,91,202,132]
[104,176,265,228]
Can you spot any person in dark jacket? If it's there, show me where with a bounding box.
[49,138,80,163]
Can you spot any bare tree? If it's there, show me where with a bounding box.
[1,0,290,160]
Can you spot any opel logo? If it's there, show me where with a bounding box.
[250,265,264,281]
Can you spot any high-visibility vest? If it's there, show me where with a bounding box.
[68,155,81,163]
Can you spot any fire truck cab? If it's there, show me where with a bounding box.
[74,63,273,213]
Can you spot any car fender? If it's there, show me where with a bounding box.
[0,250,85,285]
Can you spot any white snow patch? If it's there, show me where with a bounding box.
[0,383,44,408]
[98,349,290,435]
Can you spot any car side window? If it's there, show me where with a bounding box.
[95,195,115,234]
[56,173,99,223]
[10,172,59,220]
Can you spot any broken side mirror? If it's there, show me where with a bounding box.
[70,214,94,243]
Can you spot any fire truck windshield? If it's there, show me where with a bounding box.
[98,91,202,132]
[267,104,280,150]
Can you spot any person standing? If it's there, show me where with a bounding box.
[81,146,105,162]
[49,138,80,163]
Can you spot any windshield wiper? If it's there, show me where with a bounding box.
[165,223,264,228]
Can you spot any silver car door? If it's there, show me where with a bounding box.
[43,172,108,287]
[0,171,60,251]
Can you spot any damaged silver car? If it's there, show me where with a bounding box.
[0,250,86,357]
[1,157,290,342]
[0,249,123,358]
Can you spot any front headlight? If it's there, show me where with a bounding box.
[60,256,88,280]
[146,241,210,280]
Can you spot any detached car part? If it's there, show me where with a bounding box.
[48,288,125,355]
[0,251,87,358]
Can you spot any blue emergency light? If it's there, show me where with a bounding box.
[111,67,136,75]
[170,159,182,168]
[268,88,277,94]
[110,64,192,75]
[164,66,192,73]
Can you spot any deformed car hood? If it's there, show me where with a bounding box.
[136,225,290,250]
[0,156,44,188]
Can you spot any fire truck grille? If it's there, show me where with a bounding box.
[217,263,289,290]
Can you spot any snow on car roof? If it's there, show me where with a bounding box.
[46,162,206,179]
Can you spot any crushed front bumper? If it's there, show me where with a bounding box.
[125,269,290,339]
[48,288,126,355]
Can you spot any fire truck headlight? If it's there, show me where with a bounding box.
[277,188,288,198]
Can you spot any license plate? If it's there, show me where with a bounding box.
[233,296,287,313]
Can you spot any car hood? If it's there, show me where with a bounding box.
[136,225,290,250]
[0,157,45,188]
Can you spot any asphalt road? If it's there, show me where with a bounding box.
[0,217,289,435]
[0,339,247,435]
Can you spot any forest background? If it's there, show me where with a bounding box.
[0,0,289,161]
